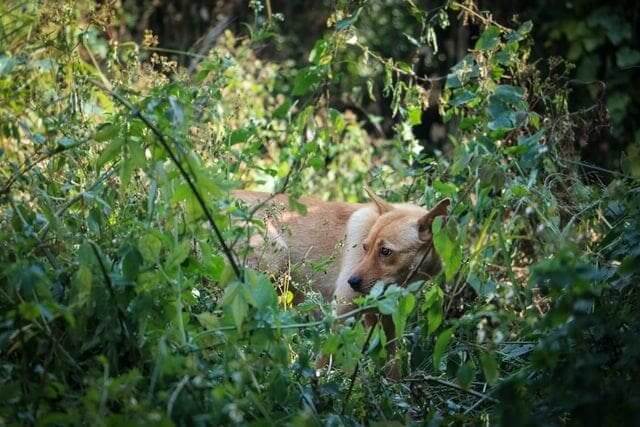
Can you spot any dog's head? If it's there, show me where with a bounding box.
[347,189,450,294]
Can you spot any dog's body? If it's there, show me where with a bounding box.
[233,189,449,376]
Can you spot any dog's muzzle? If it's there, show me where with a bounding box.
[348,275,363,292]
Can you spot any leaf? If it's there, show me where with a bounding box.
[480,351,499,385]
[165,240,190,270]
[97,137,124,168]
[231,293,248,332]
[245,270,277,310]
[293,67,324,96]
[433,327,455,371]
[378,294,398,315]
[57,137,76,148]
[408,107,422,125]
[432,217,462,281]
[229,128,253,145]
[122,247,143,281]
[494,85,524,103]
[475,26,501,51]
[72,264,93,306]
[138,233,162,263]
[456,359,476,389]
[94,123,118,142]
[196,312,218,329]
[616,47,640,68]
[433,180,458,197]
[423,285,444,334]
[0,55,16,75]
[393,293,416,338]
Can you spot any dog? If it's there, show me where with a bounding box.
[233,188,450,377]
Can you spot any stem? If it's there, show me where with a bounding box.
[406,374,499,403]
[88,79,242,280]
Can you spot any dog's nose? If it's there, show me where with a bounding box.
[348,275,363,290]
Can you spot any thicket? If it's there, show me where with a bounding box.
[1,1,639,425]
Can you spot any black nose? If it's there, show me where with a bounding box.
[348,275,363,290]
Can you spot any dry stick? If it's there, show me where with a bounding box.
[341,246,434,413]
[451,1,509,32]
[89,79,242,280]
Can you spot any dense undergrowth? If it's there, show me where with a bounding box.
[1,1,639,425]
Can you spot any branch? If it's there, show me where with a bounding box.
[407,374,499,403]
[452,1,509,32]
[342,246,434,411]
[88,79,242,280]
[88,241,130,340]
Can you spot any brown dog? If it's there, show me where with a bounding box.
[233,189,449,376]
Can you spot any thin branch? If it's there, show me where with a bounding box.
[88,79,242,279]
[88,241,130,340]
[342,245,435,411]
[407,374,499,403]
[452,1,509,32]
[191,303,378,341]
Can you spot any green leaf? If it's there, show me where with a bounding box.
[393,293,416,338]
[57,137,76,148]
[229,128,254,145]
[231,293,248,332]
[165,240,190,270]
[97,137,124,168]
[456,359,476,389]
[408,107,422,125]
[196,312,218,329]
[423,285,444,334]
[0,55,16,75]
[475,26,501,51]
[480,351,499,385]
[122,247,143,281]
[293,67,324,96]
[616,47,640,68]
[138,232,162,263]
[432,217,462,281]
[433,180,458,197]
[95,123,118,142]
[245,270,277,310]
[72,264,93,306]
[433,327,455,371]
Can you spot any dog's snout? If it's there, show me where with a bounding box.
[348,275,363,290]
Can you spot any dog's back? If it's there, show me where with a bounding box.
[232,190,361,298]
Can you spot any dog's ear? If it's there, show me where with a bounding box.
[364,186,394,214]
[418,198,451,240]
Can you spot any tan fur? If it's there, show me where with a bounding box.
[233,189,449,378]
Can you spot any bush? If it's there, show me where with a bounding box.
[1,1,639,425]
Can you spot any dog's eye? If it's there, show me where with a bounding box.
[379,247,393,257]
[362,243,369,252]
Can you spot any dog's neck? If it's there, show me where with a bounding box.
[409,244,441,281]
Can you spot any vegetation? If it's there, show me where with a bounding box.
[1,0,639,425]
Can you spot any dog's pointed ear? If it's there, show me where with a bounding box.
[364,186,394,215]
[418,198,451,240]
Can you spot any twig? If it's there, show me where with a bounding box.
[88,241,130,340]
[407,374,499,403]
[38,164,117,240]
[192,303,378,341]
[88,79,242,280]
[341,317,378,415]
[451,1,508,32]
[342,245,435,412]
[167,375,189,418]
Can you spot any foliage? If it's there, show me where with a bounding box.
[1,0,639,425]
